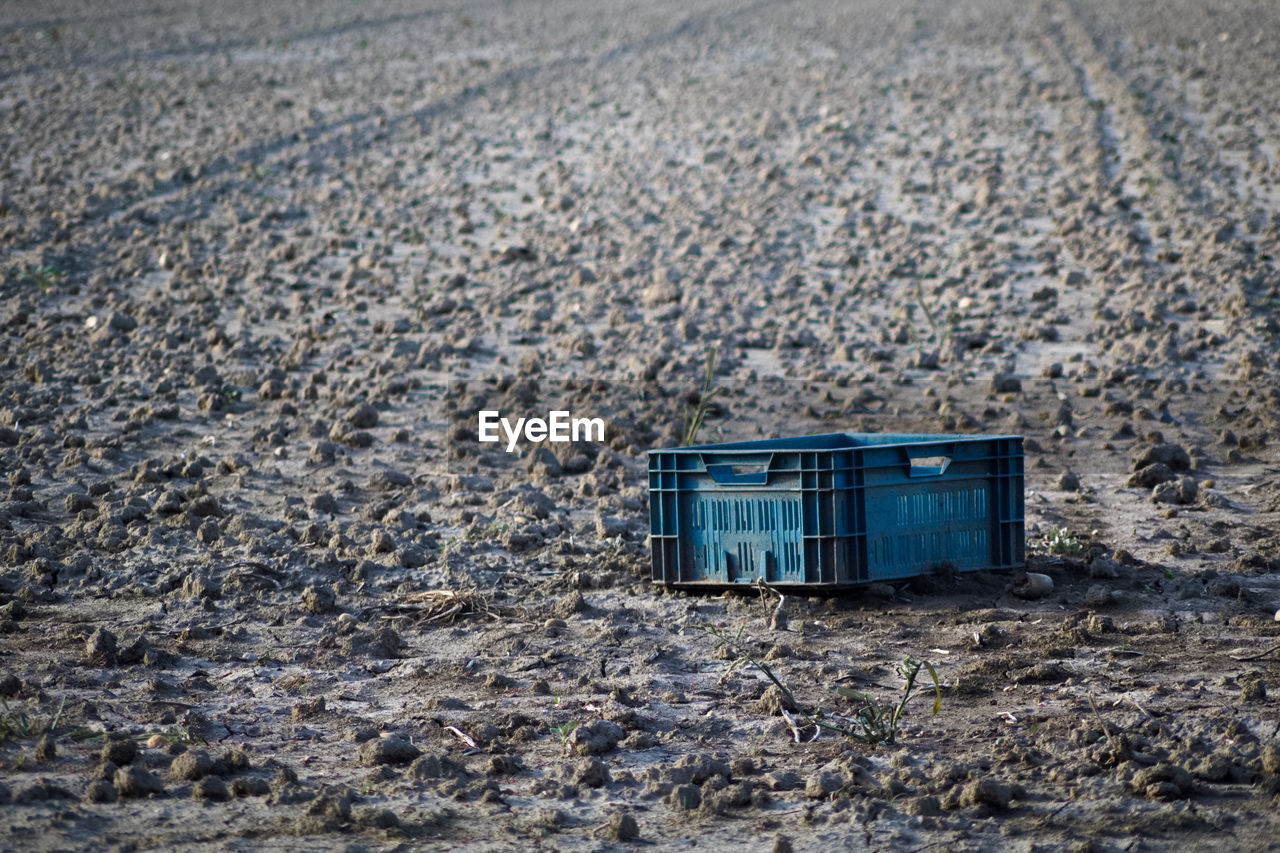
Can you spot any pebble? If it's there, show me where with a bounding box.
[169,749,215,781]
[1084,584,1113,608]
[1012,572,1054,599]
[568,720,624,756]
[114,765,166,799]
[345,403,380,429]
[301,583,336,614]
[360,735,421,766]
[84,628,118,667]
[608,811,639,841]
[960,778,1012,809]
[1152,476,1198,505]
[101,737,137,767]
[193,776,231,801]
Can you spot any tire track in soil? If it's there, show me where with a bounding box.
[0,1,503,82]
[1042,0,1278,389]
[2,0,783,273]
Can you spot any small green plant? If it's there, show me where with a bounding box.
[699,623,940,746]
[1033,526,1087,557]
[21,265,66,291]
[680,345,723,446]
[911,279,940,340]
[0,695,66,743]
[830,659,943,746]
[157,723,203,746]
[550,720,578,751]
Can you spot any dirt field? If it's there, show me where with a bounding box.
[2,0,1280,849]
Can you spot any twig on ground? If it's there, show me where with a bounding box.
[1230,642,1280,662]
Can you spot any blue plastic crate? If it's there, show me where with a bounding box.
[648,433,1024,587]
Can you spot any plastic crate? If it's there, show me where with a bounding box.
[648,433,1024,587]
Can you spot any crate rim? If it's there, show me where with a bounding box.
[648,431,1023,458]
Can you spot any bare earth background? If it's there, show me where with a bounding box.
[2,0,1280,850]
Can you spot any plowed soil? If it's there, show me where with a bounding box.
[2,1,1279,850]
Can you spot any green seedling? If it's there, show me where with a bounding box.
[157,723,204,746]
[699,623,940,746]
[550,720,579,751]
[681,345,723,446]
[0,695,66,744]
[21,265,66,291]
[1032,526,1087,558]
[831,658,942,746]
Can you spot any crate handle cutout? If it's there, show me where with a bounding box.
[703,454,774,485]
[908,455,952,477]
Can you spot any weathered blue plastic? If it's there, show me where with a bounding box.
[648,433,1024,587]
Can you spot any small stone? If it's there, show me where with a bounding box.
[1084,584,1112,608]
[568,719,624,756]
[409,751,465,780]
[1131,763,1192,798]
[772,836,795,853]
[594,514,627,538]
[106,311,138,333]
[668,783,701,810]
[193,776,230,801]
[301,584,336,614]
[360,735,421,766]
[568,757,611,788]
[1152,476,1198,505]
[101,737,137,766]
[231,777,271,797]
[608,812,639,841]
[762,770,802,791]
[168,749,214,781]
[960,777,1012,809]
[1128,462,1176,488]
[34,735,55,761]
[84,779,117,803]
[0,674,21,697]
[196,519,221,543]
[991,373,1022,394]
[1011,572,1054,600]
[85,628,118,667]
[114,765,166,798]
[1132,442,1191,472]
[188,495,223,518]
[805,770,844,799]
[1261,743,1280,775]
[367,469,412,491]
[768,602,788,631]
[345,403,379,429]
[1088,555,1121,579]
[754,685,799,716]
[1057,470,1080,491]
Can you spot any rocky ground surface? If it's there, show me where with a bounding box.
[2,0,1280,849]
